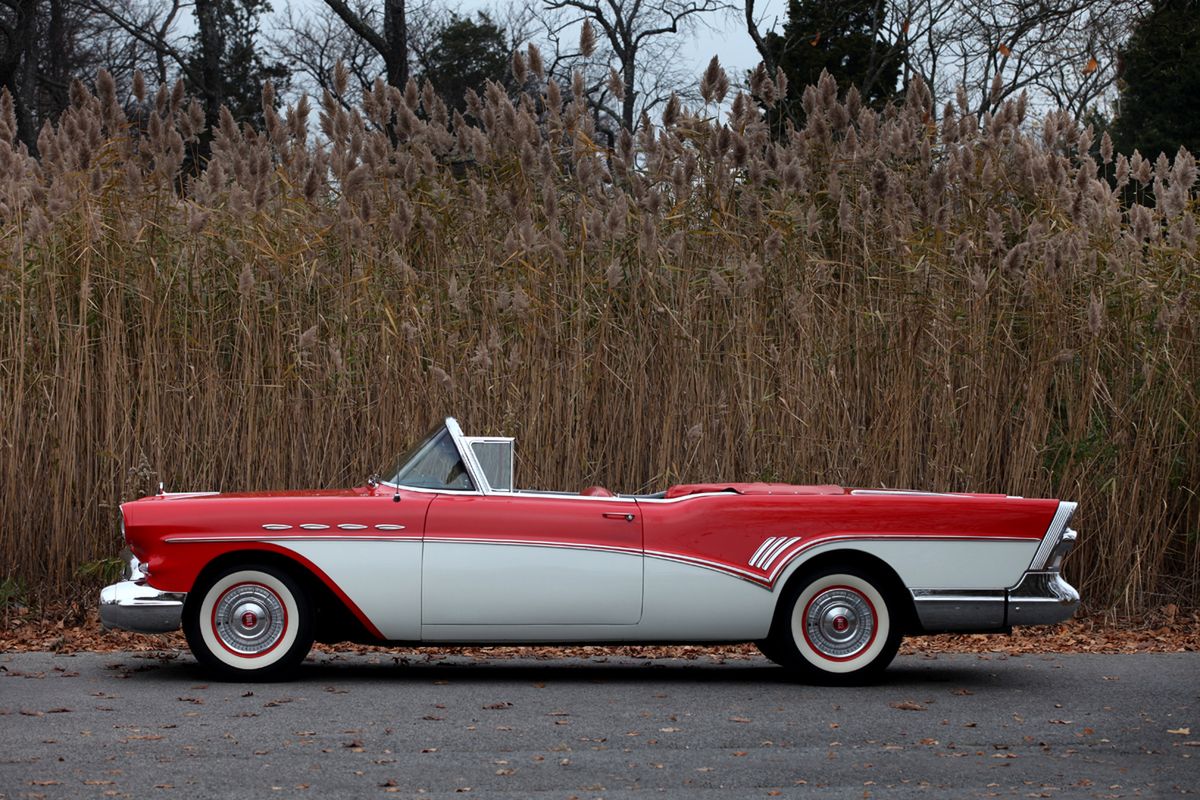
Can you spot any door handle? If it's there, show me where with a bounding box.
[603,512,636,522]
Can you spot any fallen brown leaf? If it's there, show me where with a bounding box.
[890,701,926,711]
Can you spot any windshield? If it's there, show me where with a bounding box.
[381,424,474,491]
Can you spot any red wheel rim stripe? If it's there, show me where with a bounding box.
[210,581,289,658]
[801,583,879,663]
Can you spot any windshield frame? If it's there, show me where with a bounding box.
[378,417,489,494]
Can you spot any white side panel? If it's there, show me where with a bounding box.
[421,544,642,625]
[421,557,773,642]
[268,539,422,640]
[638,558,774,640]
[775,539,1041,590]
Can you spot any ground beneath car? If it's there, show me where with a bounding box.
[2,607,1197,659]
[1,650,1197,799]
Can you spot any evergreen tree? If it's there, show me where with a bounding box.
[415,12,509,114]
[1112,0,1200,159]
[765,0,900,121]
[186,0,288,130]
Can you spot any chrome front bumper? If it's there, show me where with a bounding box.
[100,550,185,633]
[99,550,186,633]
[100,581,186,632]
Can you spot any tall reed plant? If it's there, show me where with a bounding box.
[0,65,1196,613]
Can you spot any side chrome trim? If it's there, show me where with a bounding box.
[337,523,368,530]
[429,537,642,558]
[299,523,330,530]
[164,535,417,543]
[760,536,802,570]
[752,537,790,568]
[850,489,969,498]
[375,524,406,531]
[748,537,779,567]
[99,581,186,633]
[910,589,1006,632]
[262,524,292,531]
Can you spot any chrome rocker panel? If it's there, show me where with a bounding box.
[99,581,186,633]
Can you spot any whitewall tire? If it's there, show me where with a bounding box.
[760,564,903,684]
[184,564,313,680]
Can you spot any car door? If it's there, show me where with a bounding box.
[420,493,644,630]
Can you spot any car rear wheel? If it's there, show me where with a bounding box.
[761,564,902,684]
[184,564,313,680]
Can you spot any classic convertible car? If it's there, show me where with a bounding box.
[100,418,1080,682]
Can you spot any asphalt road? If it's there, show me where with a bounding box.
[0,650,1196,799]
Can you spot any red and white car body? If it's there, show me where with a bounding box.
[101,418,1080,682]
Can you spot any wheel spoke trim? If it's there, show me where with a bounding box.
[801,585,877,661]
[211,582,288,656]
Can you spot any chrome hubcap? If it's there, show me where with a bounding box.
[804,588,874,659]
[214,584,285,655]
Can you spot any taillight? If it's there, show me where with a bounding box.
[1046,528,1077,572]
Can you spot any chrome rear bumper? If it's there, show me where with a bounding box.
[99,581,186,633]
[912,514,1081,633]
[911,571,1080,632]
[1006,571,1080,626]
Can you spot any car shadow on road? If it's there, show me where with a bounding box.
[114,651,1055,691]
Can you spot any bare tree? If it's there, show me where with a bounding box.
[744,0,1143,122]
[77,0,185,90]
[0,0,40,148]
[269,0,382,107]
[270,0,472,114]
[317,0,408,89]
[2,0,172,151]
[929,0,1139,118]
[84,0,220,123]
[543,0,727,131]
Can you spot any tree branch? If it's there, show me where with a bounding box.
[320,0,389,58]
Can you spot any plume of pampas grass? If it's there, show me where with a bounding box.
[0,69,1196,615]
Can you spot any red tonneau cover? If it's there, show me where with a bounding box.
[663,483,844,499]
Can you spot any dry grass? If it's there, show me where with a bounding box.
[0,69,1196,613]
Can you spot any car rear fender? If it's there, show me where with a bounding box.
[769,549,918,634]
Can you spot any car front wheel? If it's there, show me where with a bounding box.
[760,564,902,684]
[184,564,314,680]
